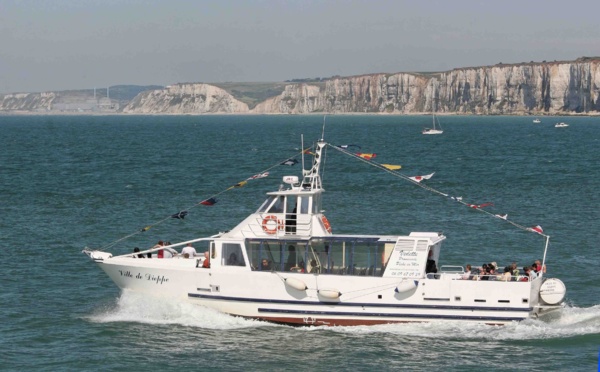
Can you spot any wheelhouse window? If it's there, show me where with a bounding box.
[268,196,285,213]
[222,243,245,267]
[247,237,385,276]
[257,196,277,213]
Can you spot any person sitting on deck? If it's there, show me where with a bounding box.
[520,266,532,281]
[425,250,437,274]
[133,247,144,258]
[202,251,210,268]
[460,264,472,279]
[500,266,512,281]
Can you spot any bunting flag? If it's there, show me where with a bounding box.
[337,144,361,150]
[280,158,298,166]
[450,196,463,201]
[468,202,494,209]
[228,181,248,190]
[495,214,508,220]
[303,148,315,155]
[382,164,402,170]
[528,225,544,234]
[141,226,151,232]
[171,211,188,219]
[356,153,376,160]
[409,173,434,182]
[247,172,269,180]
[200,197,217,206]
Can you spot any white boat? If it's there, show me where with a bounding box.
[84,138,566,326]
[555,122,569,128]
[422,114,443,135]
[533,118,541,123]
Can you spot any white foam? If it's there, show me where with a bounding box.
[87,291,276,330]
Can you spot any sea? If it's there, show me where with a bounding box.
[1,114,599,371]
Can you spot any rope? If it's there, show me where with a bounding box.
[100,146,314,251]
[327,143,549,238]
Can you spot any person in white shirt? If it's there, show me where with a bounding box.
[461,264,472,280]
[181,243,197,258]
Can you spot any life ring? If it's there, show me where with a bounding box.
[321,215,332,233]
[262,215,282,234]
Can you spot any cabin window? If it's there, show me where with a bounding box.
[268,196,285,213]
[248,238,384,276]
[312,194,321,213]
[299,196,310,214]
[257,196,276,213]
[308,239,382,276]
[222,243,245,266]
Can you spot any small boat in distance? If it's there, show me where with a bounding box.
[422,114,443,135]
[555,122,569,128]
[533,118,541,123]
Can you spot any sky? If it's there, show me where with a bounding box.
[1,0,599,93]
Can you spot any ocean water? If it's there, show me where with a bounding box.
[1,114,599,371]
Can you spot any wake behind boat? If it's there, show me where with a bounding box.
[84,136,566,326]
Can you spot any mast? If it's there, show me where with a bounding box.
[301,140,325,190]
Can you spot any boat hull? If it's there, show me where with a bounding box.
[94,257,554,326]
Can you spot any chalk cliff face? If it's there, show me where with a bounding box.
[122,84,250,114]
[0,92,57,111]
[254,59,600,114]
[252,84,324,114]
[2,59,599,114]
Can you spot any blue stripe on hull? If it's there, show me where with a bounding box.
[188,293,532,314]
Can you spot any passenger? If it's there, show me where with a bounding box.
[479,264,490,281]
[488,264,498,280]
[527,265,537,281]
[461,264,472,279]
[285,245,297,271]
[532,260,547,275]
[425,250,438,274]
[520,266,532,281]
[228,252,239,265]
[501,266,512,281]
[309,259,319,273]
[202,251,210,268]
[181,243,197,259]
[153,240,165,258]
[133,247,144,258]
[261,259,272,271]
[511,262,519,281]
[292,260,306,273]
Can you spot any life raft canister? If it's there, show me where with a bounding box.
[262,215,282,234]
[321,215,332,233]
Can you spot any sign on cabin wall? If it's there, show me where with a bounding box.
[382,238,429,278]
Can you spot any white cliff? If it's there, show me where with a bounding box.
[122,83,250,114]
[2,58,599,115]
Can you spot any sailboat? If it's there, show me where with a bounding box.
[422,114,443,135]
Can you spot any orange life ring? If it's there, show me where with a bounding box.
[321,215,332,233]
[262,215,282,234]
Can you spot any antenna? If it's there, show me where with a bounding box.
[321,115,326,141]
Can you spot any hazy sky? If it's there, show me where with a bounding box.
[1,0,598,93]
